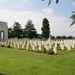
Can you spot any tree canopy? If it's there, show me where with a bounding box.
[41,18,50,39]
[12,22,23,39]
[8,20,38,39]
[23,19,37,39]
[70,13,75,26]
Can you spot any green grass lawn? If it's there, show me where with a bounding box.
[0,47,75,75]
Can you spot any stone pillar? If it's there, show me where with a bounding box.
[0,21,8,42]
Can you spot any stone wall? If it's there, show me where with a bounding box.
[0,21,8,41]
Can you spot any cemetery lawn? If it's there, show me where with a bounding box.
[0,47,75,75]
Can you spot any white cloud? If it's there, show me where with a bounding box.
[14,2,22,7]
[0,9,73,36]
[43,8,54,14]
[0,0,7,2]
[14,0,29,7]
[21,0,29,3]
[72,2,75,7]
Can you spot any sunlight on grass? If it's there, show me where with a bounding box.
[0,47,75,75]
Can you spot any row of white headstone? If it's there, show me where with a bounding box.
[0,38,75,54]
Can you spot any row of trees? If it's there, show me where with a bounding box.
[8,17,74,39]
[8,18,50,39]
[51,35,73,39]
[8,20,37,39]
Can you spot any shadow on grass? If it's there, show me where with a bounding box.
[0,73,7,75]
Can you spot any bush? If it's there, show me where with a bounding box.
[0,44,5,47]
[43,47,46,54]
[35,50,42,53]
[7,45,11,48]
[46,49,54,54]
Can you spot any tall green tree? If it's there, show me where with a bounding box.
[8,27,13,38]
[41,18,50,39]
[12,22,23,39]
[24,19,37,39]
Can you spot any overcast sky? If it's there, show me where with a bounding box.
[0,0,75,36]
